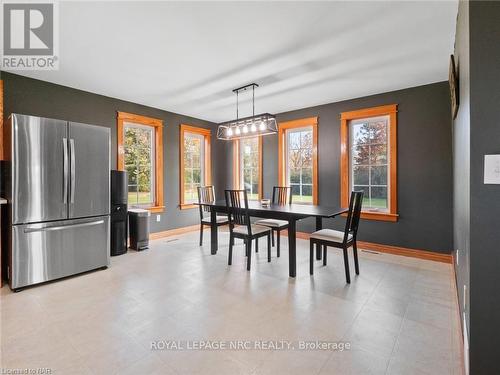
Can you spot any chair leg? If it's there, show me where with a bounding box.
[323,245,327,266]
[255,238,259,253]
[271,230,275,247]
[353,241,360,275]
[199,224,203,246]
[245,239,248,257]
[267,233,271,262]
[309,240,314,275]
[343,246,351,284]
[277,229,281,257]
[247,239,252,271]
[228,233,233,265]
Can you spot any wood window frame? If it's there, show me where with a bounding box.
[179,124,212,209]
[117,111,164,213]
[232,136,263,200]
[278,116,319,205]
[340,104,398,222]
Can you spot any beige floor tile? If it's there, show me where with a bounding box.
[0,230,461,375]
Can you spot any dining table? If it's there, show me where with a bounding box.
[197,200,348,277]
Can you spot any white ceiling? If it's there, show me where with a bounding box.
[13,1,458,123]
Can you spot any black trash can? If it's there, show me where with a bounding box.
[128,209,150,251]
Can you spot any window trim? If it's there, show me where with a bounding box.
[233,136,263,200]
[278,117,318,205]
[179,124,211,209]
[340,104,398,222]
[117,111,164,213]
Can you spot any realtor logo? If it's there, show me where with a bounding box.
[1,0,59,70]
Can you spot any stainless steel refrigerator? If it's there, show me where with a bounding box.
[4,114,110,291]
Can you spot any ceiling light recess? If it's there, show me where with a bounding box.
[217,83,278,140]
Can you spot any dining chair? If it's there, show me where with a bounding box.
[254,186,292,257]
[309,191,364,283]
[225,189,272,271]
[197,186,229,246]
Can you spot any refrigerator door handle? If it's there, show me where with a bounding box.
[70,138,76,203]
[63,137,68,203]
[24,220,105,233]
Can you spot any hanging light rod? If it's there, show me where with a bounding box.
[217,83,278,141]
[232,83,259,93]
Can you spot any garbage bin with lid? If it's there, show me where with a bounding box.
[128,208,150,251]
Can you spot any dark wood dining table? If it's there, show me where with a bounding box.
[197,200,348,277]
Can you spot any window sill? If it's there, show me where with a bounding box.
[342,211,398,222]
[179,203,198,210]
[145,206,165,213]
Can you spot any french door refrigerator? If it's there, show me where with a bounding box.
[5,114,110,291]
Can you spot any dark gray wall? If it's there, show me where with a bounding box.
[1,72,218,233]
[468,1,500,373]
[452,0,470,359]
[219,82,453,253]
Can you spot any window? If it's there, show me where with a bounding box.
[117,112,164,213]
[341,104,398,222]
[278,117,318,204]
[179,124,211,209]
[233,136,262,200]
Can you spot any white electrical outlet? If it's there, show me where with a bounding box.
[156,215,161,222]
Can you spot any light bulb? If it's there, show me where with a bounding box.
[259,121,266,131]
[250,123,257,132]
[242,125,249,134]
[227,127,233,137]
[235,127,241,135]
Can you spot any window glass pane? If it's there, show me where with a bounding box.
[291,184,300,196]
[183,132,205,204]
[371,187,388,209]
[353,166,369,185]
[352,145,370,165]
[350,115,389,211]
[289,132,301,149]
[240,137,260,199]
[124,123,155,206]
[290,168,301,183]
[370,166,387,186]
[369,121,387,143]
[370,144,387,165]
[352,123,369,145]
[286,127,314,204]
[302,168,312,184]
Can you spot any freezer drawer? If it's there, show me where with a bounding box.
[11,216,110,290]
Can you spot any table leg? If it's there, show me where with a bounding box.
[288,218,297,278]
[210,209,218,255]
[315,216,322,260]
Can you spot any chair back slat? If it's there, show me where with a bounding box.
[343,191,364,242]
[197,186,215,220]
[225,189,252,236]
[272,186,292,205]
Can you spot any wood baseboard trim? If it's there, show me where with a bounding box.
[285,230,452,263]
[149,224,200,240]
[149,225,452,264]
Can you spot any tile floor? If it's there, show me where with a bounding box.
[1,229,464,374]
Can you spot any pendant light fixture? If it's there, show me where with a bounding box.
[217,83,278,140]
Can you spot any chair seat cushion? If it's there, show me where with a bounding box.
[233,224,270,235]
[310,229,352,243]
[202,215,229,224]
[254,219,288,228]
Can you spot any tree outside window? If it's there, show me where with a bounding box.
[124,124,155,206]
